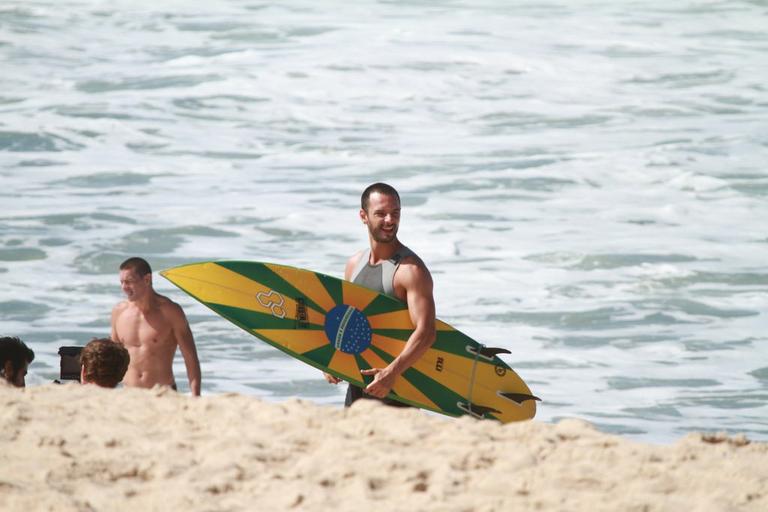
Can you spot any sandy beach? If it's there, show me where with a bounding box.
[1,383,765,512]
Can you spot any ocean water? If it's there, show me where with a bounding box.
[1,0,767,443]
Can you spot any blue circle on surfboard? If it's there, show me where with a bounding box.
[324,304,372,355]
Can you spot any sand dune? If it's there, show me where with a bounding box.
[1,383,765,511]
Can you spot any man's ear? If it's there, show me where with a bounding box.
[80,365,86,384]
[359,208,368,224]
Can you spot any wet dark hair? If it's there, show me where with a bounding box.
[120,257,152,277]
[361,183,400,211]
[0,336,35,376]
[80,338,130,388]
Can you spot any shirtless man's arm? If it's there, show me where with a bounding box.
[168,302,201,396]
[110,304,121,342]
[361,256,436,398]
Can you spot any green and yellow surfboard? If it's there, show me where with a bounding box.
[161,261,538,423]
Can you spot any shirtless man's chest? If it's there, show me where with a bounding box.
[113,301,178,386]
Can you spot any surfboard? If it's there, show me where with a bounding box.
[161,261,539,422]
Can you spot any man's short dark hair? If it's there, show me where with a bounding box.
[361,183,400,211]
[0,336,35,375]
[81,338,130,388]
[120,257,152,277]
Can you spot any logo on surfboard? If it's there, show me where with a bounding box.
[256,290,286,319]
[323,304,372,355]
[295,297,309,329]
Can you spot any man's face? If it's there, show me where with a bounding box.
[361,191,401,244]
[120,268,150,302]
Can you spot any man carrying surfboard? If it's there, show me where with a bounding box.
[111,257,202,396]
[324,183,437,406]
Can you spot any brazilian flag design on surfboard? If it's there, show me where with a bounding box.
[161,261,539,423]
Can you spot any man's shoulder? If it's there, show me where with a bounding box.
[395,250,432,286]
[349,249,367,265]
[156,294,183,312]
[398,248,429,272]
[345,250,367,280]
[155,294,188,321]
[112,300,130,314]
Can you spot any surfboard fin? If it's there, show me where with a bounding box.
[499,392,541,404]
[466,345,512,361]
[457,401,501,419]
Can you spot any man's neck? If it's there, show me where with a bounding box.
[369,239,402,265]
[131,291,157,313]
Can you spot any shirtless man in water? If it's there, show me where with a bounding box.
[111,257,201,396]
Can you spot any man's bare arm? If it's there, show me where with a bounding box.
[171,304,201,396]
[110,305,121,342]
[362,261,436,398]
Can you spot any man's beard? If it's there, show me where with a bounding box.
[370,225,397,243]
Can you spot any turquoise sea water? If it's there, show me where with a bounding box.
[1,0,767,442]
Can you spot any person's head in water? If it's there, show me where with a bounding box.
[80,338,130,388]
[360,183,401,244]
[0,336,35,387]
[119,257,153,303]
